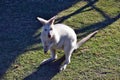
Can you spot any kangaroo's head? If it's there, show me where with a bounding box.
[37,16,56,39]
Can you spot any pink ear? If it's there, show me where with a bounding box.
[37,17,48,25]
[48,16,57,25]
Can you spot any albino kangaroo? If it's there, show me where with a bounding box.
[37,16,98,71]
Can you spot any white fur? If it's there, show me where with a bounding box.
[38,16,98,71]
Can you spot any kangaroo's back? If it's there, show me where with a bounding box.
[54,24,77,39]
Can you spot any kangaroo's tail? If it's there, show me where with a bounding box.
[75,30,98,49]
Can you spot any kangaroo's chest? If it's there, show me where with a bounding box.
[51,36,66,49]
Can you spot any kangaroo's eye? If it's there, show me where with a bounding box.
[44,29,47,31]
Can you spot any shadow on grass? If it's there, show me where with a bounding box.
[73,0,120,35]
[24,55,65,80]
[57,0,120,37]
[75,13,120,35]
[0,0,80,78]
[57,0,99,23]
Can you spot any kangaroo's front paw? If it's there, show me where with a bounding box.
[60,64,67,71]
[41,58,55,65]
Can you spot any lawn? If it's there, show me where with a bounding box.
[0,0,120,80]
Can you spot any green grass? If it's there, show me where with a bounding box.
[0,0,120,80]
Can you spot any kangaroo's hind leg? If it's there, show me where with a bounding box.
[60,42,74,71]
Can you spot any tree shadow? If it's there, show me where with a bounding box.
[73,0,120,40]
[24,55,65,80]
[57,0,114,25]
[0,0,80,78]
[75,13,120,35]
[57,0,99,23]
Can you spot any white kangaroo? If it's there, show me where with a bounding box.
[37,16,98,71]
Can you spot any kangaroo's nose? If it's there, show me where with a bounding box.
[44,50,47,53]
[44,49,48,54]
[44,46,48,54]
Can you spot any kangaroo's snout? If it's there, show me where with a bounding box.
[44,46,49,54]
[44,49,48,54]
[44,50,47,54]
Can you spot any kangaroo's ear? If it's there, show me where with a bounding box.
[48,16,56,25]
[37,17,48,25]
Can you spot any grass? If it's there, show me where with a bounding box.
[0,0,120,80]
